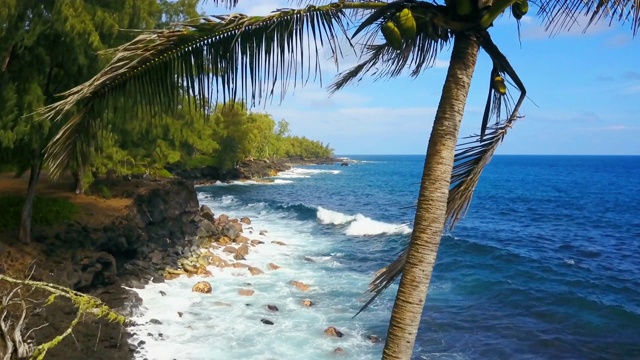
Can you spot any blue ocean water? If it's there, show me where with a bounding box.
[130,155,640,359]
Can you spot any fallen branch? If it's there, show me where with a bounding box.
[0,274,126,360]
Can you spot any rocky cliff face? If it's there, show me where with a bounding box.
[44,180,200,291]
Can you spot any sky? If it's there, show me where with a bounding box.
[200,1,640,155]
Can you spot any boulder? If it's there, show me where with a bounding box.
[235,235,249,244]
[233,262,249,269]
[251,240,264,246]
[233,253,246,261]
[200,205,215,222]
[149,251,163,264]
[271,241,287,246]
[223,246,238,255]
[266,305,279,312]
[237,244,250,257]
[209,255,228,267]
[217,214,230,226]
[192,281,212,294]
[218,236,233,246]
[324,326,344,338]
[240,217,251,225]
[222,223,241,240]
[164,273,181,281]
[290,280,309,291]
[260,319,274,325]
[302,299,313,307]
[238,289,255,296]
[196,218,218,238]
[267,263,281,270]
[248,266,264,276]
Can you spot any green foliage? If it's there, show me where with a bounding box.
[153,169,173,179]
[82,170,95,191]
[0,195,78,231]
[99,185,112,199]
[186,155,216,169]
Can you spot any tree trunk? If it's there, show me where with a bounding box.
[18,154,43,244]
[72,168,84,194]
[382,33,480,359]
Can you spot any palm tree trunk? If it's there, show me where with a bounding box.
[19,153,43,244]
[382,33,480,359]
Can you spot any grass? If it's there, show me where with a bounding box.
[0,195,78,231]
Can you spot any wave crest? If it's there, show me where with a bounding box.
[317,207,411,236]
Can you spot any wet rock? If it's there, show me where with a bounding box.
[266,304,279,312]
[240,217,251,225]
[267,263,281,270]
[217,214,229,226]
[164,273,181,281]
[248,266,264,276]
[192,281,212,294]
[303,256,316,262]
[271,240,287,246]
[261,319,274,325]
[196,218,217,238]
[251,240,264,246]
[368,335,382,343]
[149,319,162,325]
[233,253,246,261]
[233,262,249,269]
[177,312,183,317]
[200,205,215,222]
[259,230,268,236]
[237,244,250,257]
[290,280,309,291]
[222,223,241,239]
[238,289,255,296]
[324,326,344,338]
[302,299,314,307]
[235,235,250,244]
[159,290,167,296]
[223,246,238,255]
[334,347,344,354]
[212,301,232,307]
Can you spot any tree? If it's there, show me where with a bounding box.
[0,0,202,242]
[36,1,638,358]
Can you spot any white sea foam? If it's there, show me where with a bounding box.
[317,207,412,236]
[128,193,390,360]
[317,207,356,225]
[276,168,341,179]
[345,215,412,236]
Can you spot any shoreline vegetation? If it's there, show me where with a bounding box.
[0,157,340,359]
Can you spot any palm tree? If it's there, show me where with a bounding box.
[36,1,638,358]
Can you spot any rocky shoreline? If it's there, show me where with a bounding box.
[12,158,344,359]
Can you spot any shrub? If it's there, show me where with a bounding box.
[0,196,78,231]
[99,185,112,199]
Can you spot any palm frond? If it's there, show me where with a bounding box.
[534,0,640,35]
[40,3,362,176]
[357,112,520,316]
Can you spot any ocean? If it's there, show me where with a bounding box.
[129,155,640,359]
